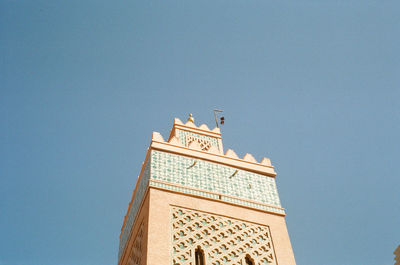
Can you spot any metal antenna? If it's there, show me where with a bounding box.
[213,109,223,128]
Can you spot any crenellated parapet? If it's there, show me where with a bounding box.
[151,116,275,177]
[168,117,223,153]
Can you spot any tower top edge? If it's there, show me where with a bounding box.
[172,117,221,136]
[152,115,275,175]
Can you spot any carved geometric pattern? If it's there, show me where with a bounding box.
[171,207,277,265]
[127,221,144,265]
[177,129,219,150]
[186,136,212,151]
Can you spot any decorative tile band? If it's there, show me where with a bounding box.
[150,150,281,208]
[150,180,285,215]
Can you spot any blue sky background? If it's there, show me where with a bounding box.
[1,1,399,265]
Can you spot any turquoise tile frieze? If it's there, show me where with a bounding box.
[176,129,220,150]
[118,159,150,260]
[150,150,282,208]
[150,181,285,215]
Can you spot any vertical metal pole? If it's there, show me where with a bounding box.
[213,109,223,128]
[213,110,219,128]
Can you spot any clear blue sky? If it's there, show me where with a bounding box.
[1,1,399,265]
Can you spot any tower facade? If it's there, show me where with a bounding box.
[118,115,296,265]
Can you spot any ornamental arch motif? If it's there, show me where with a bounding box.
[195,246,206,265]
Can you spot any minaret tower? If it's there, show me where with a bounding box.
[118,115,296,265]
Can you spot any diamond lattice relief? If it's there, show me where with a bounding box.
[186,136,212,151]
[127,222,144,265]
[171,207,277,265]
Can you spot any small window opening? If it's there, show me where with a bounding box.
[245,256,254,265]
[195,246,205,265]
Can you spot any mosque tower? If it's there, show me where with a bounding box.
[118,114,296,265]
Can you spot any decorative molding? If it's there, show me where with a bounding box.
[225,149,239,159]
[260,158,272,167]
[243,153,257,163]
